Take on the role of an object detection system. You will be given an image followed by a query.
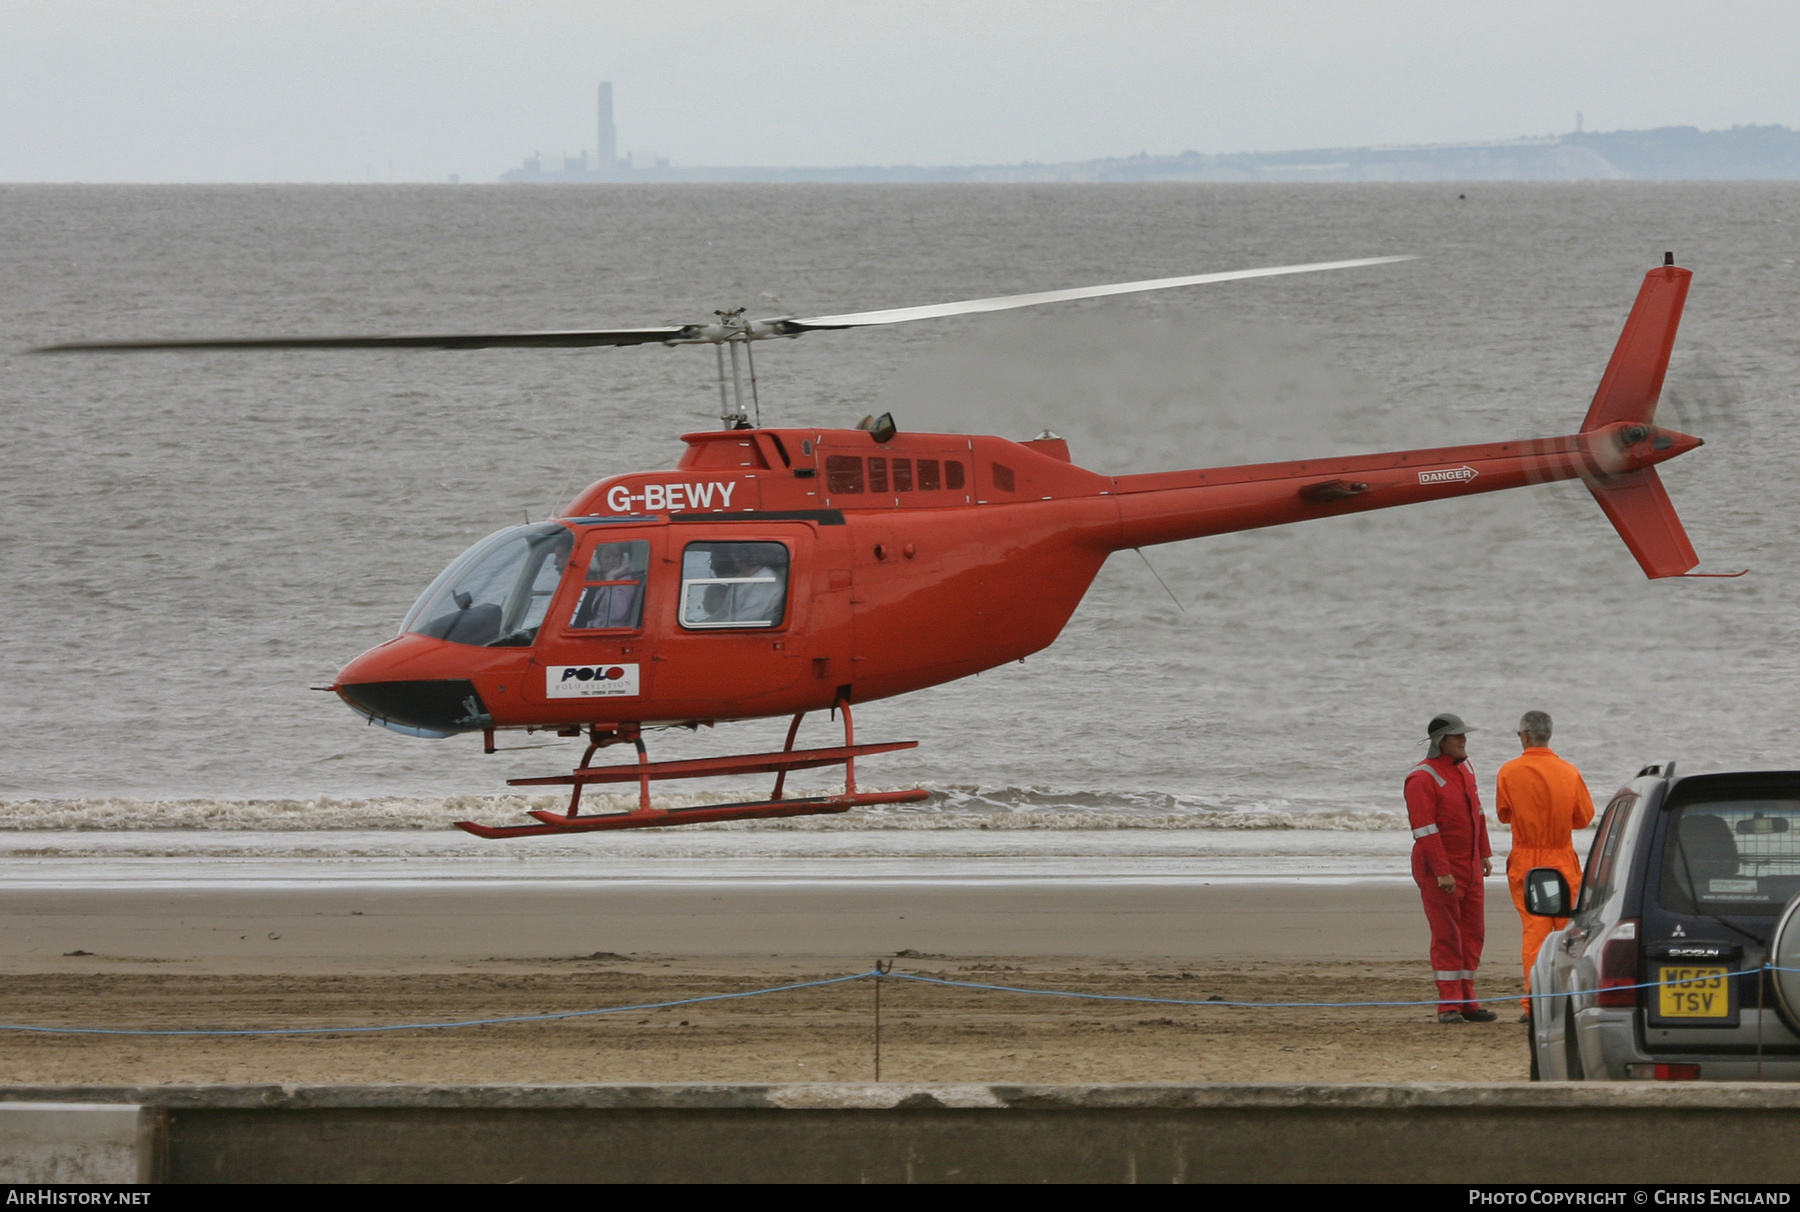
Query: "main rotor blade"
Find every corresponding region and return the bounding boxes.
[30,255,1414,353]
[776,256,1416,331]
[31,326,694,353]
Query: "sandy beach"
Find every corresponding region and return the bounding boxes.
[0,878,1532,1086]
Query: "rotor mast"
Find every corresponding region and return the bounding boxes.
[701,309,768,429]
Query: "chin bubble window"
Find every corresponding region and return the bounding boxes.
[569,539,649,630]
[680,541,789,629]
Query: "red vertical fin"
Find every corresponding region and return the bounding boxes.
[1581,262,1701,578]
[1581,264,1691,432]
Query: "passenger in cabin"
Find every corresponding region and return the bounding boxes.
[710,545,785,625]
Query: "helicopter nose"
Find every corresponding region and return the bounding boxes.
[333,635,501,735]
[335,678,490,734]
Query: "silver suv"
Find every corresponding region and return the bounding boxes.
[1526,763,1800,1081]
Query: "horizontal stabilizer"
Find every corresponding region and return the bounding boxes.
[1586,467,1698,578]
[1582,265,1691,432]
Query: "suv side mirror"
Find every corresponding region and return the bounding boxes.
[1524,867,1572,917]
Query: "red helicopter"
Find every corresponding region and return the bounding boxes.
[39,255,1717,837]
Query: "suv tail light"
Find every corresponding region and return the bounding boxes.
[1597,919,1640,1008]
[1626,1062,1701,1080]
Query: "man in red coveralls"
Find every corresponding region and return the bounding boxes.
[1406,713,1497,1023]
[1496,710,1594,1020]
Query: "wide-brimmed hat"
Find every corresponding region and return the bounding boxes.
[1427,713,1476,742]
[1424,712,1476,757]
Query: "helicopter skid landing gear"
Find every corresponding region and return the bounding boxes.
[453,702,927,838]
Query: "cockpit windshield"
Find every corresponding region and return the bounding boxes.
[402,522,573,647]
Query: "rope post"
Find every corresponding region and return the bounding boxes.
[873,960,892,1081]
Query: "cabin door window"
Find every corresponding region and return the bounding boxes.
[679,541,790,629]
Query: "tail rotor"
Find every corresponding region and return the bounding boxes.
[1569,257,1710,579]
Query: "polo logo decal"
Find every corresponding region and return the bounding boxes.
[547,664,640,698]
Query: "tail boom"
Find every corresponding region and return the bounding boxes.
[1108,262,1706,577]
[1109,421,1697,554]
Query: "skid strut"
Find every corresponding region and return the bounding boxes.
[454,702,928,837]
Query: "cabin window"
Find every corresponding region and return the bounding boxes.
[403,522,573,648]
[918,459,941,491]
[568,539,649,630]
[826,455,864,494]
[868,456,889,493]
[679,541,789,629]
[892,458,914,492]
[990,463,1015,493]
[945,460,965,490]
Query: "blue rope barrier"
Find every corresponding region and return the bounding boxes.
[887,964,1786,1010]
[0,964,1788,1036]
[0,971,881,1038]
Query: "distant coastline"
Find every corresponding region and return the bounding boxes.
[499,123,1800,184]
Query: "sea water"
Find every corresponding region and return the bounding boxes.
[1,182,1795,874]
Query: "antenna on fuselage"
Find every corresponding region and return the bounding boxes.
[1134,548,1186,613]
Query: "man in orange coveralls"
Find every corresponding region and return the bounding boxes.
[1406,713,1496,1023]
[1496,710,1594,1021]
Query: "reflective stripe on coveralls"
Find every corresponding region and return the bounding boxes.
[1496,746,1594,1008]
[1405,755,1492,1014]
[1411,763,1447,787]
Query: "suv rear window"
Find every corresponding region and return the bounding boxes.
[1658,797,1800,914]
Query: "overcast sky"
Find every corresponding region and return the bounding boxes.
[5,0,1799,182]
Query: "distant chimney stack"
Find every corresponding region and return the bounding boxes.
[598,82,618,170]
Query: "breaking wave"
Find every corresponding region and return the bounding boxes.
[0,786,1407,832]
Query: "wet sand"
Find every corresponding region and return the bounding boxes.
[0,880,1532,1085]
[0,880,1510,970]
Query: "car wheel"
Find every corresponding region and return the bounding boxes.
[1528,1001,1541,1082]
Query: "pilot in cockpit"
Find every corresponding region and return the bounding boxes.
[571,540,647,629]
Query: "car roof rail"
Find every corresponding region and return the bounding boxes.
[1635,760,1679,779]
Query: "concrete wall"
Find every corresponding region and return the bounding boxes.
[0,1084,1796,1184]
[0,1103,157,1183]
